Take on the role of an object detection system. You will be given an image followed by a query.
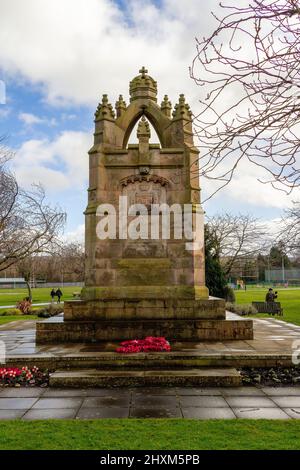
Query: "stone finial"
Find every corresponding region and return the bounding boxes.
[95,94,115,121]
[172,94,192,121]
[129,67,157,102]
[115,94,127,118]
[161,95,172,118]
[137,116,151,139]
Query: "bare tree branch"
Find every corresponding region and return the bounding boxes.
[0,141,66,272]
[191,0,300,200]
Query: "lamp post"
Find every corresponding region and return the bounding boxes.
[282,255,285,283]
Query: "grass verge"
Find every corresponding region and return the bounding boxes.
[0,419,300,450]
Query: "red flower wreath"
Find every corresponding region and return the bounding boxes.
[116,336,171,354]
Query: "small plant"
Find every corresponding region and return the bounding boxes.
[0,308,22,317]
[37,304,63,318]
[223,286,236,303]
[226,302,258,316]
[16,299,32,314]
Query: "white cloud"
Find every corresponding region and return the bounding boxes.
[18,112,57,127]
[62,224,85,243]
[12,131,92,192]
[18,112,44,126]
[0,0,220,107]
[201,152,300,210]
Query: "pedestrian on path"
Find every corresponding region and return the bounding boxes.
[50,289,56,303]
[56,288,63,304]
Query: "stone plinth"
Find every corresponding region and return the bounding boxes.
[36,299,253,343]
[63,297,226,321]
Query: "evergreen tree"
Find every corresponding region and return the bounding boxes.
[204,224,227,298]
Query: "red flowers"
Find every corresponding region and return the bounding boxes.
[116,337,171,354]
[0,366,48,387]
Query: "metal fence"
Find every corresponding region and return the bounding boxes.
[265,268,300,283]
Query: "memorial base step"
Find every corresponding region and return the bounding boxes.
[49,367,242,388]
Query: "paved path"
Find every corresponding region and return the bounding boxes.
[0,302,64,310]
[0,386,300,420]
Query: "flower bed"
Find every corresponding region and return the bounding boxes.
[240,367,300,386]
[0,366,49,387]
[116,337,171,354]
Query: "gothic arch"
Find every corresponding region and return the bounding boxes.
[116,100,171,149]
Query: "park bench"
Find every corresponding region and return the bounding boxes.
[252,301,283,316]
[72,292,81,298]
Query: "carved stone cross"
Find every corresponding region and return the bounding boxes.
[139,66,148,77]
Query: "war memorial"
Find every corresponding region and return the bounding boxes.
[36,67,253,347]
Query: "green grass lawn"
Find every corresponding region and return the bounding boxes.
[0,286,80,307]
[0,419,300,450]
[235,287,300,325]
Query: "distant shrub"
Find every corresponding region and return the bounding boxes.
[223,286,236,303]
[37,304,63,318]
[226,302,258,316]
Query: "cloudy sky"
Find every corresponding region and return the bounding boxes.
[0,0,298,240]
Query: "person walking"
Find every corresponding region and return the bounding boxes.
[50,288,56,303]
[56,288,63,304]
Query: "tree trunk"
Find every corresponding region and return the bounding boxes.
[25,280,32,302]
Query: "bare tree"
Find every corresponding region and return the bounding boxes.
[191,0,300,200]
[279,201,300,252]
[59,242,85,284]
[0,145,66,278]
[207,213,270,276]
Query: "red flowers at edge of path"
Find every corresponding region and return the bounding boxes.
[116,337,171,354]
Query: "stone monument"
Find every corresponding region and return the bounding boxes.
[37,67,253,343]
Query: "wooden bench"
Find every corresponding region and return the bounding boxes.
[252,301,283,316]
[72,292,81,298]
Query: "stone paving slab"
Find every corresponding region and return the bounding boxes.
[283,408,300,419]
[0,398,38,409]
[22,409,77,420]
[77,407,130,419]
[225,396,276,408]
[0,386,300,419]
[179,396,228,407]
[81,396,131,408]
[220,387,266,396]
[0,410,27,420]
[130,408,182,418]
[182,407,236,419]
[262,387,300,396]
[232,408,290,419]
[270,396,300,408]
[31,398,82,409]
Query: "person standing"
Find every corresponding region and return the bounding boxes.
[56,288,63,304]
